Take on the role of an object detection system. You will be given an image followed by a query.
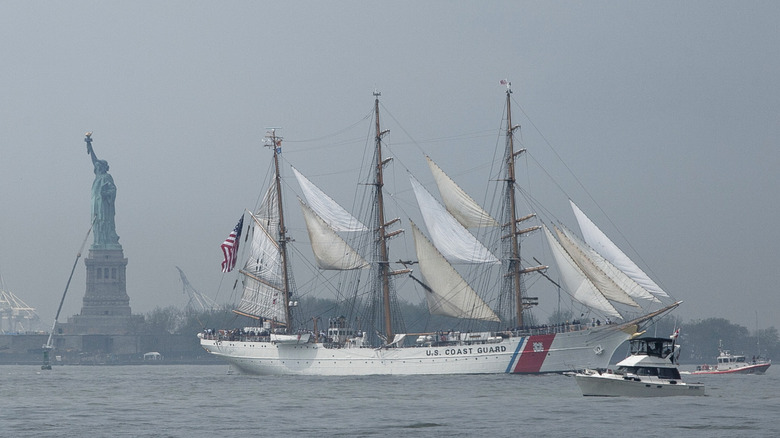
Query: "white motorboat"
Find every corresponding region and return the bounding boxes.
[691,342,771,375]
[574,333,705,396]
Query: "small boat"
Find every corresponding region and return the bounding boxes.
[691,342,771,375]
[573,333,705,396]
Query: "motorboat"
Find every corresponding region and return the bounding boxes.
[691,343,770,375]
[574,333,705,396]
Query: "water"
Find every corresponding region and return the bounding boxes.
[1,364,777,437]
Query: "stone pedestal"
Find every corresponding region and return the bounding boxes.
[82,249,131,317]
[60,248,137,335]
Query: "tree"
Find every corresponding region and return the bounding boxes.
[144,306,182,335]
[755,326,779,359]
[681,318,750,361]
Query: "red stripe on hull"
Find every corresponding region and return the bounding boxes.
[512,334,556,373]
[692,363,771,375]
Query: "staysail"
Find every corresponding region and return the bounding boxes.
[411,221,500,322]
[292,166,367,232]
[542,225,622,319]
[570,201,669,299]
[410,176,499,265]
[426,156,498,228]
[299,199,368,270]
[554,225,640,308]
[557,224,660,304]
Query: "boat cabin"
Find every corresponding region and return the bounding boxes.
[615,337,682,380]
[718,351,746,365]
[628,337,675,359]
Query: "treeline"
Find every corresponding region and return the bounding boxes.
[658,316,777,363]
[143,298,779,363]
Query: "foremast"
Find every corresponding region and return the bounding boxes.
[268,129,294,333]
[501,82,544,328]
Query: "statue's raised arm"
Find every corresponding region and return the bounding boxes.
[85,132,97,164]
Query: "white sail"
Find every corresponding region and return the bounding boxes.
[570,201,670,299]
[426,156,498,228]
[543,225,622,319]
[558,225,660,304]
[411,221,500,322]
[410,176,499,265]
[554,225,640,308]
[299,199,368,270]
[236,211,288,323]
[292,166,367,232]
[255,183,279,238]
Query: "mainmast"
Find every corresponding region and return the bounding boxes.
[502,83,543,327]
[369,92,411,344]
[267,129,294,333]
[373,92,395,343]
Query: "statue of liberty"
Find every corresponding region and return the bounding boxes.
[85,132,121,249]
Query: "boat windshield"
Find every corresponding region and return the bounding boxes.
[629,338,674,358]
[618,366,682,380]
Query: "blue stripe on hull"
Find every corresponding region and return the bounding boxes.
[505,337,527,373]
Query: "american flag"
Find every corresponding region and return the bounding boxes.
[221,215,244,272]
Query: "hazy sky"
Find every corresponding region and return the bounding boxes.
[2,1,779,332]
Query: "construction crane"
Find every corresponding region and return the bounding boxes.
[0,279,41,334]
[176,266,220,313]
[42,223,93,370]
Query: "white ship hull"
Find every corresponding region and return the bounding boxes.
[200,325,631,376]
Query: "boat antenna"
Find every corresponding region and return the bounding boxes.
[42,218,94,370]
[756,310,761,359]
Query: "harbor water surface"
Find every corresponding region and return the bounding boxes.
[2,364,777,437]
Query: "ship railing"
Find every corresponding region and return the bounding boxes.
[509,322,592,337]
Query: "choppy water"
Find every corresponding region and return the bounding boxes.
[1,364,777,437]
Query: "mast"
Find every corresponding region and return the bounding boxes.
[504,83,524,326]
[502,82,542,327]
[267,129,294,333]
[373,91,395,343]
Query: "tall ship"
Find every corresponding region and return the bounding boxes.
[199,84,680,375]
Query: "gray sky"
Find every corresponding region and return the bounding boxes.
[2,1,779,331]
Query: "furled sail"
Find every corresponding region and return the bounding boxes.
[570,201,670,299]
[426,156,498,228]
[410,176,499,265]
[292,166,367,232]
[542,225,622,319]
[236,211,288,323]
[411,221,500,322]
[554,225,640,307]
[299,199,368,270]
